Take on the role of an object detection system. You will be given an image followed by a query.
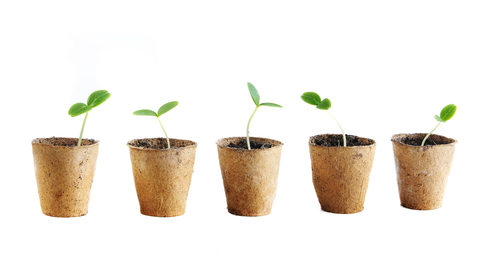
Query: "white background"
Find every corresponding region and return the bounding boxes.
[1,1,498,259]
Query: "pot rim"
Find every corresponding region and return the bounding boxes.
[309,133,376,148]
[391,133,457,147]
[127,137,197,151]
[32,137,99,147]
[216,136,284,151]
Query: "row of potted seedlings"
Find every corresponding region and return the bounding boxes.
[31,86,458,217]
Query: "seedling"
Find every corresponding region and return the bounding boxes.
[246,82,282,150]
[133,101,179,149]
[421,104,457,146]
[301,92,346,147]
[68,90,111,146]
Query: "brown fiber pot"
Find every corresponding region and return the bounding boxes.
[128,138,197,217]
[32,137,99,217]
[392,133,457,210]
[309,134,376,214]
[216,137,283,216]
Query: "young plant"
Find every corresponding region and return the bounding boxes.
[68,90,111,147]
[421,104,457,146]
[133,101,179,149]
[246,82,283,150]
[301,92,346,147]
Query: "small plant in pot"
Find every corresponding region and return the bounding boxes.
[301,92,376,214]
[32,90,110,217]
[216,82,284,217]
[391,104,457,210]
[128,101,197,217]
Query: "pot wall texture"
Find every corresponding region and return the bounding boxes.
[32,137,99,217]
[392,133,457,210]
[309,134,376,214]
[216,137,283,216]
[128,138,197,217]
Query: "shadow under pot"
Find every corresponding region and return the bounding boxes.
[309,134,376,214]
[391,133,457,210]
[128,138,197,217]
[216,137,284,217]
[32,137,99,217]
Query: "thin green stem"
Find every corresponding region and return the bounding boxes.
[246,106,260,150]
[158,116,170,149]
[422,122,441,146]
[326,111,346,147]
[77,112,89,147]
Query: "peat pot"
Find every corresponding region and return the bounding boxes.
[216,137,283,217]
[391,133,457,210]
[32,137,99,217]
[309,134,376,214]
[128,138,197,217]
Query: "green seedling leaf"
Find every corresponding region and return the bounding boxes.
[248,82,260,106]
[316,98,332,110]
[301,92,321,106]
[87,90,111,108]
[133,109,158,117]
[439,104,457,122]
[68,103,92,117]
[260,102,283,108]
[422,104,457,146]
[158,101,179,117]
[434,115,446,123]
[133,101,179,149]
[246,83,282,150]
[69,89,111,146]
[301,92,346,146]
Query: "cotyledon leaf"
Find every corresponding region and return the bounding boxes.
[133,109,158,117]
[247,82,260,106]
[87,90,111,108]
[68,103,92,117]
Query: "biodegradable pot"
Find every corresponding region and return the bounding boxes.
[128,138,197,217]
[309,134,376,214]
[32,137,99,217]
[392,133,457,210]
[216,137,283,216]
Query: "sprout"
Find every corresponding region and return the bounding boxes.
[421,104,457,146]
[246,82,282,150]
[301,92,346,147]
[68,90,111,146]
[133,101,179,149]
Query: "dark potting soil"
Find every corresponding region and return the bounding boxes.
[128,138,193,149]
[226,139,273,149]
[33,137,97,147]
[311,134,374,147]
[396,135,451,146]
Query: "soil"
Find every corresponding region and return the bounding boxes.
[393,133,453,146]
[128,138,194,149]
[226,139,273,149]
[311,134,374,147]
[33,137,97,147]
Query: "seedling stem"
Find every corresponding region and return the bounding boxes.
[78,112,89,146]
[246,106,259,150]
[421,122,441,146]
[326,111,346,147]
[158,117,170,148]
